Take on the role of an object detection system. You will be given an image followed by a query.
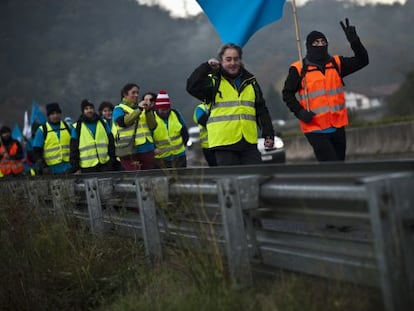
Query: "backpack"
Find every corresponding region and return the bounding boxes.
[42,122,71,140]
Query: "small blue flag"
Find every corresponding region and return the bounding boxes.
[30,100,47,125]
[196,0,286,47]
[12,123,24,143]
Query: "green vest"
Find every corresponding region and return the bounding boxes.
[43,121,71,165]
[207,78,258,148]
[153,111,185,159]
[78,121,110,168]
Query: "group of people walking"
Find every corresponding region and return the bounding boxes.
[0,87,190,177]
[0,18,368,178]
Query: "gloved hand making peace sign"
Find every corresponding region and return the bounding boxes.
[340,18,359,43]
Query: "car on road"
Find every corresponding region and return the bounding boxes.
[257,135,286,163]
[186,126,200,148]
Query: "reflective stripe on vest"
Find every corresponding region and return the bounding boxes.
[292,55,348,133]
[153,112,185,159]
[78,121,110,168]
[114,104,153,148]
[43,122,71,165]
[207,77,258,148]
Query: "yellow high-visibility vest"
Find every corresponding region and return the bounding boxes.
[77,121,110,168]
[42,122,71,166]
[114,104,153,149]
[153,111,185,159]
[207,78,258,148]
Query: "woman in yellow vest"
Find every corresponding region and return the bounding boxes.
[113,83,157,171]
[152,90,189,169]
[70,99,116,173]
[187,43,274,166]
[282,19,369,162]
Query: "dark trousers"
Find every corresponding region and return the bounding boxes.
[155,154,187,169]
[305,127,346,162]
[215,148,261,166]
[120,151,156,171]
[202,148,217,166]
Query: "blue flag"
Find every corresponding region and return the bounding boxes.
[12,123,24,143]
[196,0,286,47]
[30,100,47,125]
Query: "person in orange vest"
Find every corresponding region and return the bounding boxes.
[282,18,369,162]
[0,126,25,177]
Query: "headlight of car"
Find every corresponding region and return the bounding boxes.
[274,137,284,149]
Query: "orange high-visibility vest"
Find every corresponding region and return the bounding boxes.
[292,55,348,133]
[0,141,24,175]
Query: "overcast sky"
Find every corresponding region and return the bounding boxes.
[136,0,406,18]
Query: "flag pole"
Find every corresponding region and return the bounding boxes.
[291,0,309,111]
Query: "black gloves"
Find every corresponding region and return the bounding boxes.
[296,109,315,124]
[340,18,359,43]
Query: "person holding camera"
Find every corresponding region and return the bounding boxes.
[113,83,157,170]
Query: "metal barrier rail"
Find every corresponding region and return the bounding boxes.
[0,160,413,311]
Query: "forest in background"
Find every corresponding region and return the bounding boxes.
[0,0,413,126]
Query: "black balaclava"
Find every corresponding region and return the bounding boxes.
[305,31,330,65]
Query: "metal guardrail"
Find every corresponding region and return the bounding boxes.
[1,160,413,311]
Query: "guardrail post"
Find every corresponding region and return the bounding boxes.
[364,172,414,311]
[98,178,114,211]
[135,177,165,264]
[50,179,67,213]
[25,180,41,209]
[236,176,261,259]
[84,178,104,236]
[217,177,252,287]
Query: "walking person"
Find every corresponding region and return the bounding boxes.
[0,126,25,177]
[193,102,217,166]
[186,43,275,166]
[152,90,189,169]
[70,99,116,173]
[282,18,369,162]
[113,83,157,171]
[32,103,72,175]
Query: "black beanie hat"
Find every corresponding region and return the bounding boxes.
[0,126,12,135]
[306,31,328,49]
[46,102,62,116]
[81,99,95,112]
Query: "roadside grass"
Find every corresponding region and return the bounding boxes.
[0,193,384,311]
